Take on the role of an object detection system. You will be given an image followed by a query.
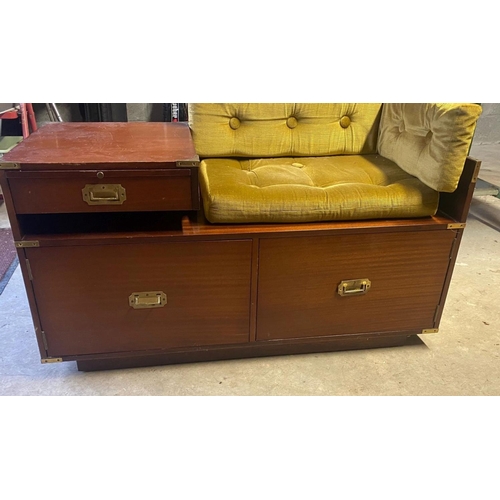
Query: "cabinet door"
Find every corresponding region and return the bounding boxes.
[257,231,455,340]
[27,240,252,356]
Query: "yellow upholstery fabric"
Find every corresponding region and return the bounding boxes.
[378,103,482,192]
[189,104,382,158]
[199,155,439,223]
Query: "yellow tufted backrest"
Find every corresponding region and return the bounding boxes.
[188,103,383,158]
[377,103,482,192]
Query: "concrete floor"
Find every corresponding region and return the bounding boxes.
[0,203,10,229]
[1,192,499,395]
[470,143,500,188]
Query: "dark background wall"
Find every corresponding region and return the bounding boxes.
[2,103,499,143]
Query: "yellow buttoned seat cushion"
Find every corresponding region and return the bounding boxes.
[199,155,439,223]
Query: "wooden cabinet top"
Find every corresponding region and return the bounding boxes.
[1,122,198,170]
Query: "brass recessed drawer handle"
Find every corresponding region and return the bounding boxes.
[129,291,167,309]
[82,184,126,205]
[337,279,371,296]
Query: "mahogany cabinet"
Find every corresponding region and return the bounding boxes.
[0,122,480,371]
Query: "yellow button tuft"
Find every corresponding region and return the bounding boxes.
[287,116,298,129]
[340,116,351,128]
[229,117,241,130]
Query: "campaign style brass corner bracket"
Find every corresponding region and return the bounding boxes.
[176,157,200,167]
[15,240,40,248]
[0,162,20,170]
[421,328,439,334]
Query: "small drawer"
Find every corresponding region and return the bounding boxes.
[7,169,198,214]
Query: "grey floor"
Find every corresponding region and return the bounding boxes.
[1,147,500,395]
[471,143,500,188]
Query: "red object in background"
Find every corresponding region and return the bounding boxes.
[0,103,37,138]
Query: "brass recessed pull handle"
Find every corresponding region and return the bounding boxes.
[91,189,119,201]
[337,279,371,297]
[82,184,126,205]
[129,291,167,309]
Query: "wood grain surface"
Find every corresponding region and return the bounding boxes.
[8,170,195,214]
[439,156,481,223]
[75,334,421,371]
[257,230,455,340]
[2,122,198,168]
[182,211,454,237]
[27,240,252,356]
